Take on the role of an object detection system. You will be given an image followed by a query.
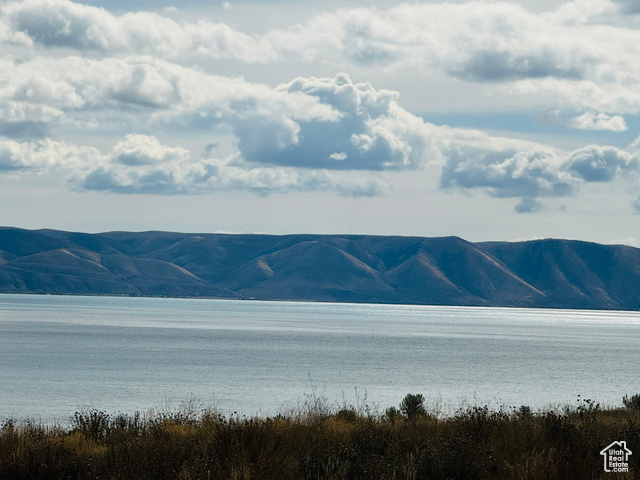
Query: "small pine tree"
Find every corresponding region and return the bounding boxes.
[399,393,426,420]
[622,393,640,410]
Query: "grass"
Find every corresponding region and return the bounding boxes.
[1,395,639,479]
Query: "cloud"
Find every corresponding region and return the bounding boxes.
[141,71,431,173]
[2,9,640,211]
[1,0,277,62]
[7,121,635,209]
[515,197,543,213]
[0,120,50,138]
[628,133,640,151]
[111,134,189,166]
[77,160,390,196]
[438,132,639,211]
[69,134,390,197]
[0,138,101,172]
[440,142,574,200]
[77,133,199,194]
[447,49,585,83]
[0,1,606,80]
[0,58,430,172]
[0,56,171,111]
[568,112,627,131]
[0,56,174,136]
[62,126,639,207]
[0,55,87,135]
[0,56,341,138]
[0,57,427,192]
[231,73,430,171]
[5,0,640,116]
[546,0,615,25]
[0,133,389,197]
[191,157,390,198]
[565,145,637,182]
[264,2,596,84]
[275,2,605,84]
[269,3,640,116]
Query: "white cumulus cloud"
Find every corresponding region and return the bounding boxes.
[438,131,639,211]
[565,145,637,182]
[569,112,627,131]
[234,73,430,171]
[0,138,101,172]
[1,0,277,62]
[69,134,390,197]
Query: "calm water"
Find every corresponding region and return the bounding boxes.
[1,294,639,423]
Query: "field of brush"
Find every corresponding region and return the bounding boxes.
[1,394,639,479]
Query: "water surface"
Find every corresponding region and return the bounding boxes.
[1,294,639,422]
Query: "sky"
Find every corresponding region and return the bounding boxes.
[1,0,640,245]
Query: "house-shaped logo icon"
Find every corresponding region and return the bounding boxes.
[600,441,632,473]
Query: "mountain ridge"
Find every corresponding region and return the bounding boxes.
[1,227,639,311]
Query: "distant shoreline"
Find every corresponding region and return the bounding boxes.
[2,290,639,313]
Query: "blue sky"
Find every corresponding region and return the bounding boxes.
[0,0,639,245]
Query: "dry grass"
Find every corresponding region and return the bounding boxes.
[1,396,639,479]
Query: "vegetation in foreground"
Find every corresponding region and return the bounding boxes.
[1,394,640,480]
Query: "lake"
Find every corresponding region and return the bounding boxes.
[1,294,639,423]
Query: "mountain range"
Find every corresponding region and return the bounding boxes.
[1,227,639,310]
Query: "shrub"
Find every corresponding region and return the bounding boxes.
[72,410,110,441]
[575,397,600,426]
[383,406,402,424]
[399,393,426,420]
[622,393,640,410]
[335,408,358,423]
[517,405,533,420]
